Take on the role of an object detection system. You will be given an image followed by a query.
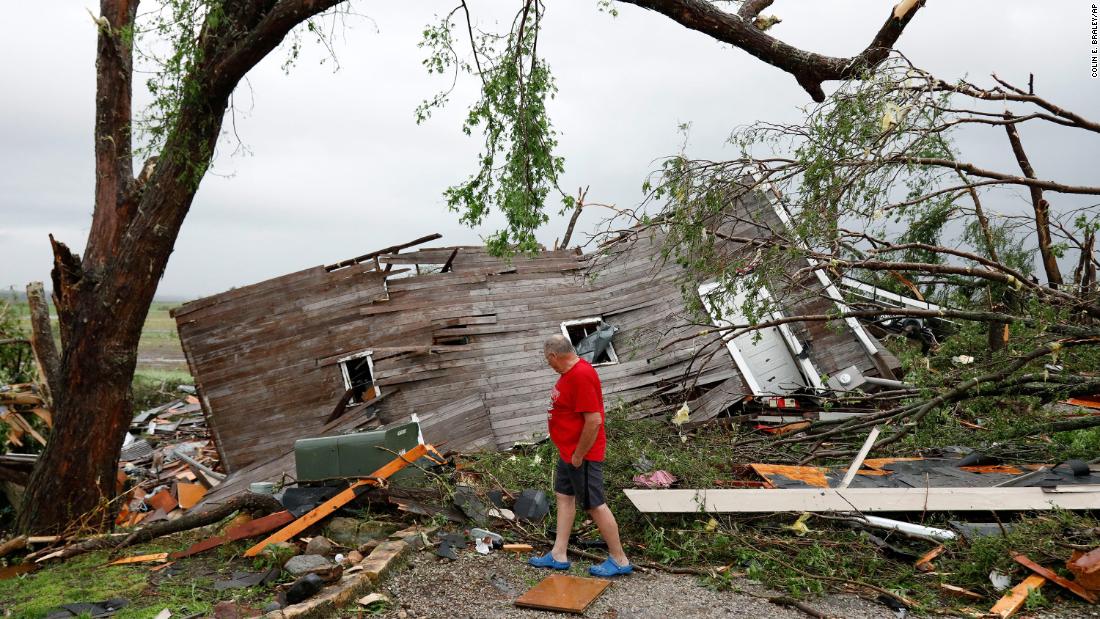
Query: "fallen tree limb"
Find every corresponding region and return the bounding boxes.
[0,535,28,559]
[1001,415,1100,439]
[748,592,832,619]
[31,492,283,564]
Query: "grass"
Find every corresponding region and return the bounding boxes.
[0,535,283,618]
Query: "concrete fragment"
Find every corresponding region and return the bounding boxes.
[323,517,397,548]
[360,540,409,581]
[304,536,334,556]
[283,554,333,576]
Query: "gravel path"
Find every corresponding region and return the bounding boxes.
[376,549,897,619]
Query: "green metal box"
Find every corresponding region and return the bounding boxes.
[294,421,422,483]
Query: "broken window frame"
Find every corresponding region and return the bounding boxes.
[756,182,880,356]
[560,317,619,366]
[337,350,381,405]
[698,281,825,396]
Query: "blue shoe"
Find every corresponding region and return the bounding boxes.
[528,552,571,570]
[589,557,633,577]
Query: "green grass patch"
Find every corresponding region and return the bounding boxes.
[0,533,283,618]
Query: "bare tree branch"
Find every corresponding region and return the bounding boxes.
[617,0,924,101]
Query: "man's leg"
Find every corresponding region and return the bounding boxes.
[550,492,575,562]
[587,504,628,566]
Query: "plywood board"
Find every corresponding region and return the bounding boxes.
[175,482,207,510]
[514,574,612,614]
[623,486,1100,513]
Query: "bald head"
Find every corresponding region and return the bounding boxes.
[544,334,576,356]
[544,334,579,374]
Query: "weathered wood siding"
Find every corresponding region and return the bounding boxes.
[176,192,897,477]
[175,239,737,471]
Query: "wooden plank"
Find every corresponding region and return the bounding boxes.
[243,444,428,557]
[622,487,1100,513]
[838,426,880,489]
[989,574,1046,618]
[168,510,295,560]
[108,552,169,565]
[1012,553,1097,603]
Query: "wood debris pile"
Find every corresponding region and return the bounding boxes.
[115,389,223,527]
[0,384,51,449]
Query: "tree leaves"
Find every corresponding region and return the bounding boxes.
[418,2,565,255]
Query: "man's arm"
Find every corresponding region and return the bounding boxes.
[570,412,602,467]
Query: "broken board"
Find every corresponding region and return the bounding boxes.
[169,510,295,560]
[623,486,1100,513]
[514,574,612,614]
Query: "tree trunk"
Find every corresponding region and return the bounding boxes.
[17,0,344,535]
[25,282,60,407]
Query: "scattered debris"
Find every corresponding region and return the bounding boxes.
[357,592,391,609]
[913,545,944,573]
[632,470,678,488]
[1068,546,1100,591]
[513,489,550,522]
[43,598,127,619]
[989,570,1013,592]
[285,573,326,604]
[1012,552,1097,603]
[939,583,983,601]
[213,568,280,591]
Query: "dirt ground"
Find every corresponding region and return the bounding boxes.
[376,550,899,619]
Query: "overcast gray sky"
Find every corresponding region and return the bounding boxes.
[2,1,1097,298]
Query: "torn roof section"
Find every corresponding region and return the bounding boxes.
[172,190,900,490]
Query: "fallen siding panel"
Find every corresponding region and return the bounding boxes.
[623,487,1100,513]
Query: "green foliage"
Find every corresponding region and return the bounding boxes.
[135,0,221,179]
[418,2,566,255]
[0,293,34,384]
[132,370,194,414]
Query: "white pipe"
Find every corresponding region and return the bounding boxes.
[857,515,956,542]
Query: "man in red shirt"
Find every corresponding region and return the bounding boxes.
[528,334,632,577]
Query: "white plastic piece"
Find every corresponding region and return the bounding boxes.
[858,515,956,542]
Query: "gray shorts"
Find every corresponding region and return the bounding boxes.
[554,458,606,509]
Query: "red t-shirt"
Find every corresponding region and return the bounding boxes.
[548,359,606,462]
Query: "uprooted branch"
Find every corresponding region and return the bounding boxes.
[28,492,283,564]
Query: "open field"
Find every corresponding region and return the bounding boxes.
[5,295,191,377]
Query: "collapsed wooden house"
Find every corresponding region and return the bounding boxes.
[173,190,902,499]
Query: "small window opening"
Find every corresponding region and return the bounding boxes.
[433,334,470,346]
[340,352,379,405]
[561,318,619,365]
